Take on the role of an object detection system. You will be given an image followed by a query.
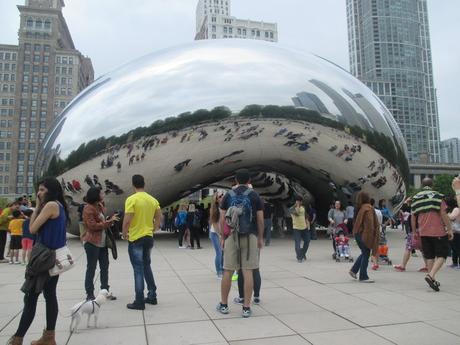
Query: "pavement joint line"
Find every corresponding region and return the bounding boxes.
[154,245,230,343]
[420,321,460,339]
[0,310,21,334]
[142,310,149,345]
[276,283,387,334]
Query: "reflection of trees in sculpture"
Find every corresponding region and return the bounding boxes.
[44,104,409,184]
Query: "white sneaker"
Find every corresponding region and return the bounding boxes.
[178,246,186,249]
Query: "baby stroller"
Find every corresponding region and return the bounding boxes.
[332,230,353,262]
[377,228,392,265]
[331,224,352,261]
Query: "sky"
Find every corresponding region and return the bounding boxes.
[0,0,459,139]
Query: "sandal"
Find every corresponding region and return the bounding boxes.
[424,274,440,292]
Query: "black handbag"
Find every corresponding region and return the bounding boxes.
[106,228,118,260]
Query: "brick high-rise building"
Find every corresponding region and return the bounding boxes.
[0,0,93,196]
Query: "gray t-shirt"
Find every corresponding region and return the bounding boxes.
[328,209,345,225]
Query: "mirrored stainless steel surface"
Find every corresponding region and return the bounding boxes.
[35,40,408,234]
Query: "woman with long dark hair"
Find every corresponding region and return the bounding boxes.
[8,177,69,345]
[209,193,223,278]
[349,191,380,283]
[82,187,119,301]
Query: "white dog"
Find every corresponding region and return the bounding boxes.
[69,289,109,332]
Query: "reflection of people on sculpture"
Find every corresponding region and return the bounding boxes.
[72,179,82,192]
[93,175,102,189]
[85,174,95,188]
[104,180,124,195]
[174,159,191,172]
[117,161,122,172]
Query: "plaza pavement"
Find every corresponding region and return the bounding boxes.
[1,228,460,345]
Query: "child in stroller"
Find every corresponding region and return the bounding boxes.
[333,230,353,262]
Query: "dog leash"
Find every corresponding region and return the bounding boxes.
[59,300,101,318]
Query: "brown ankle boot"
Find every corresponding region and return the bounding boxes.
[30,330,56,345]
[6,336,23,345]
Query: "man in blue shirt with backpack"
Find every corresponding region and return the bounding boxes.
[217,169,264,318]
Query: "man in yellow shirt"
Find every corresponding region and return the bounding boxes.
[122,174,161,310]
[290,196,311,263]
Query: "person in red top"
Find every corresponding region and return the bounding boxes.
[72,179,82,192]
[335,231,350,258]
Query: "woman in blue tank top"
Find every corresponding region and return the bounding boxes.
[8,177,69,345]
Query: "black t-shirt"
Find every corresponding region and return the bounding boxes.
[220,186,263,235]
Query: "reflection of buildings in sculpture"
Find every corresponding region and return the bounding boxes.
[292,92,329,114]
[309,79,371,131]
[341,89,391,137]
[195,0,278,42]
[292,92,338,122]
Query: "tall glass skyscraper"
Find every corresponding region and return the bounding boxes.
[346,0,440,163]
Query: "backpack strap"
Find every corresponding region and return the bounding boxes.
[242,189,252,197]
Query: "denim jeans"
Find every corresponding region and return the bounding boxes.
[310,223,317,240]
[84,242,109,295]
[177,224,186,247]
[128,236,157,304]
[351,234,370,280]
[209,231,223,275]
[293,229,311,260]
[337,244,350,257]
[264,218,272,245]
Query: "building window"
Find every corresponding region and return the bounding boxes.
[44,20,51,30]
[35,20,42,29]
[27,19,33,27]
[42,66,48,73]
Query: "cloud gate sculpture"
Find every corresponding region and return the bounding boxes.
[35,40,408,234]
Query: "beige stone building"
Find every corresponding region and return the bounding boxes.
[0,0,93,197]
[195,0,278,42]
